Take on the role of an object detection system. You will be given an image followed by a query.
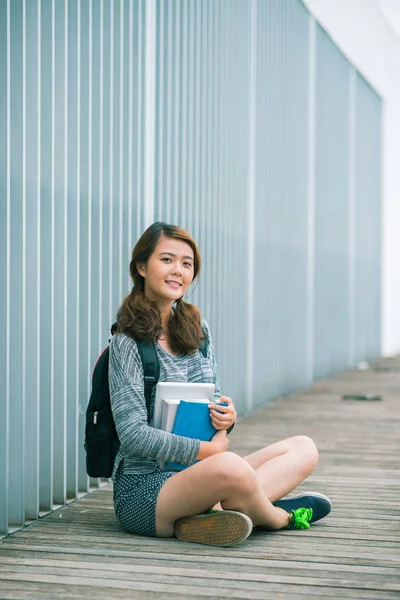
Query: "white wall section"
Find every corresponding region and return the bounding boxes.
[303,0,400,356]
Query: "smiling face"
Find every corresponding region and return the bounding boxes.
[137,236,195,307]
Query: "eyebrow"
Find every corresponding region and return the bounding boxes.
[158,252,194,261]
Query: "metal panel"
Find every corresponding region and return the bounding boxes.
[0,0,9,535]
[66,0,79,500]
[9,0,25,528]
[52,0,67,506]
[313,25,350,380]
[354,74,382,363]
[77,0,91,494]
[24,0,40,519]
[1,0,383,535]
[252,0,310,408]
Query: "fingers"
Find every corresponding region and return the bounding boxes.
[207,396,234,415]
[210,414,229,430]
[208,397,236,431]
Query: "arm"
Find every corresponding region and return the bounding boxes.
[109,333,201,466]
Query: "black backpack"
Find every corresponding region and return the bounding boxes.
[84,324,207,478]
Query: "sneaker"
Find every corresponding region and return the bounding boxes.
[287,507,313,530]
[174,510,253,547]
[273,492,331,523]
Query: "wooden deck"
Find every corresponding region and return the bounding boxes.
[1,358,400,599]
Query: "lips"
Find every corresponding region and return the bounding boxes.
[166,280,182,288]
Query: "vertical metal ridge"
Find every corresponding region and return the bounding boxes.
[3,0,11,534]
[156,0,164,220]
[307,14,316,385]
[165,0,172,222]
[34,0,42,517]
[21,0,27,525]
[118,0,124,301]
[73,0,81,495]
[198,0,207,313]
[246,0,257,412]
[180,0,188,228]
[50,0,56,507]
[193,0,200,246]
[127,0,133,279]
[62,0,69,502]
[186,0,194,234]
[77,0,87,493]
[173,0,181,225]
[108,0,114,338]
[136,0,143,237]
[144,0,156,227]
[38,0,53,513]
[98,0,104,346]
[348,67,356,368]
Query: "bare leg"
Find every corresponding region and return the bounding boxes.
[243,435,319,502]
[155,451,290,537]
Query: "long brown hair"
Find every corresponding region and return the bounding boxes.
[116,222,205,355]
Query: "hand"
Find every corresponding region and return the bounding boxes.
[208,396,237,431]
[210,429,229,453]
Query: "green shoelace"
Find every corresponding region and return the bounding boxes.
[289,507,313,529]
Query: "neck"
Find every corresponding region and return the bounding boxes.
[157,301,174,329]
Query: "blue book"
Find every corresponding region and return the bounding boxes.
[166,401,226,471]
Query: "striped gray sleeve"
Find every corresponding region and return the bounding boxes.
[201,317,222,401]
[109,333,200,466]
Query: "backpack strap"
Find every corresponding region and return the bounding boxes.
[112,322,206,424]
[110,323,159,423]
[136,338,160,423]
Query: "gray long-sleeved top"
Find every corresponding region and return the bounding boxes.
[109,316,221,476]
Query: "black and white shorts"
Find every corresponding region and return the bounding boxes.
[113,461,176,537]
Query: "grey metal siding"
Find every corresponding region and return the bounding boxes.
[313,25,350,380]
[253,0,310,405]
[354,74,382,364]
[0,0,383,535]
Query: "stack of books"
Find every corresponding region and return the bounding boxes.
[159,398,226,471]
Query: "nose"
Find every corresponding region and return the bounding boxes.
[171,261,183,276]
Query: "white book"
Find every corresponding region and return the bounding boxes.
[158,397,210,470]
[160,399,181,433]
[160,398,210,433]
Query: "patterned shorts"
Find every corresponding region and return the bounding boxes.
[113,461,176,537]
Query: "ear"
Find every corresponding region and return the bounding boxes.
[137,263,146,277]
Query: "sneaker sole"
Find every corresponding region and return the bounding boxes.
[175,510,253,547]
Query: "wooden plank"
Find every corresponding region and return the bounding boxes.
[0,556,399,581]
[0,570,399,594]
[1,580,399,600]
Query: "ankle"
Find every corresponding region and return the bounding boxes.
[275,506,291,529]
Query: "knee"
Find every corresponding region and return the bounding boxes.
[292,435,319,475]
[212,452,257,495]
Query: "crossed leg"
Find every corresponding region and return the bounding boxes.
[155,436,318,537]
[244,435,319,501]
[211,435,319,510]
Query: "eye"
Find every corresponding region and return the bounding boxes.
[161,257,172,263]
[184,262,193,268]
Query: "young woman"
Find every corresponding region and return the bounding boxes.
[109,222,331,547]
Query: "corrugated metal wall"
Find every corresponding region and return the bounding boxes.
[0,0,382,535]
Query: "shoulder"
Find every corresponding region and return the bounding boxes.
[109,332,141,366]
[200,315,211,336]
[199,315,215,356]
